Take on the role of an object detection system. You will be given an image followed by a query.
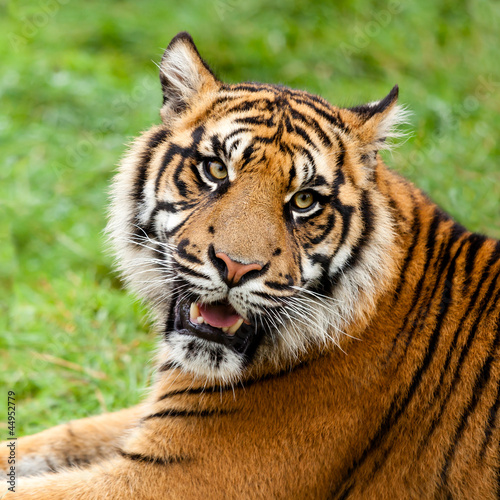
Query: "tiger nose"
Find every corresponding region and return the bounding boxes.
[215,252,263,286]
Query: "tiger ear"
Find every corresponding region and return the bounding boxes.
[159,32,219,116]
[343,85,408,156]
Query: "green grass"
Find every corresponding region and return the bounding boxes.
[1,0,499,436]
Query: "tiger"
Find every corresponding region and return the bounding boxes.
[1,31,499,499]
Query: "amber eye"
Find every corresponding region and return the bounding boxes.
[292,191,316,211]
[205,160,228,182]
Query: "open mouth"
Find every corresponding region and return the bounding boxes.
[173,298,260,356]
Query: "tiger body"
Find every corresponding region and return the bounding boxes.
[2,32,499,499]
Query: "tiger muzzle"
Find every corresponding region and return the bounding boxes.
[174,298,261,357]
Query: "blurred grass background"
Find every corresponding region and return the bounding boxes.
[1,0,499,435]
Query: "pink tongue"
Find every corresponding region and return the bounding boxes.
[198,303,241,328]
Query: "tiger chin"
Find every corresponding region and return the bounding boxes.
[2,32,499,499]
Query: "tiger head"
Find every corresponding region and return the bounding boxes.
[108,32,407,383]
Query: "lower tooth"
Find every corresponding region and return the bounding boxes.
[222,327,229,333]
[196,316,204,324]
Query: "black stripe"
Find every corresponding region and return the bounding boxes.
[156,145,183,195]
[392,194,420,301]
[292,123,319,151]
[132,128,170,204]
[480,296,500,464]
[332,223,464,497]
[313,175,328,188]
[173,156,190,198]
[443,282,500,469]
[299,147,317,177]
[440,306,500,483]
[440,267,500,402]
[156,362,311,402]
[334,202,354,249]
[411,238,472,459]
[234,115,275,127]
[229,139,241,153]
[306,211,335,245]
[143,408,232,421]
[373,234,467,477]
[119,450,185,466]
[286,159,297,192]
[146,200,200,240]
[289,107,333,148]
[388,210,444,357]
[329,145,350,247]
[210,134,223,158]
[251,291,288,304]
[479,374,500,459]
[231,110,276,128]
[158,360,181,372]
[290,97,349,133]
[463,233,487,291]
[189,161,207,190]
[240,142,256,168]
[155,125,205,196]
[242,134,280,147]
[399,224,466,361]
[418,260,500,455]
[329,190,374,287]
[174,261,211,280]
[225,83,276,93]
[154,200,197,214]
[177,238,202,265]
[162,214,190,238]
[334,135,346,170]
[264,281,293,291]
[313,190,371,306]
[385,189,407,226]
[432,268,500,485]
[347,190,374,268]
[221,99,277,117]
[218,82,349,133]
[157,385,234,402]
[221,127,249,156]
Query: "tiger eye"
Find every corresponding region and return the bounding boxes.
[292,191,315,210]
[207,160,228,181]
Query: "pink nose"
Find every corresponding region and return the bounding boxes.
[215,252,263,285]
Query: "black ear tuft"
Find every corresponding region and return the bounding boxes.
[348,85,399,122]
[167,31,195,46]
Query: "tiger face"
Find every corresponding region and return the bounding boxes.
[108,33,406,382]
